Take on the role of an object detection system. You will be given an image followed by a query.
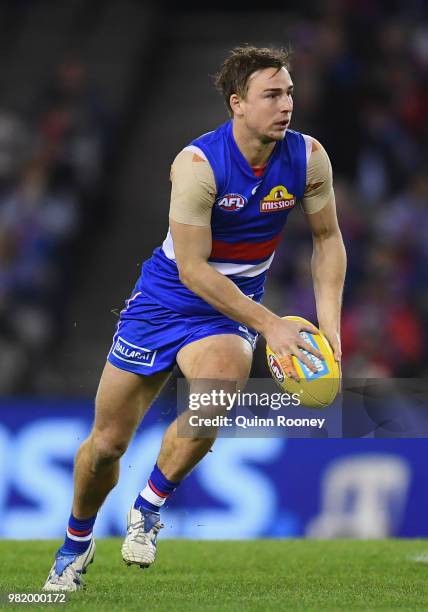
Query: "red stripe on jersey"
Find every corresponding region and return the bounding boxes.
[68,526,92,537]
[148,480,169,498]
[210,233,281,262]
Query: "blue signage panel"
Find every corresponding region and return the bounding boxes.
[0,399,427,539]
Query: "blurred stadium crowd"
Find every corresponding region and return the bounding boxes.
[263,0,428,378]
[0,0,427,393]
[0,54,113,392]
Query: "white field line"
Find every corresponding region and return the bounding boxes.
[407,553,428,563]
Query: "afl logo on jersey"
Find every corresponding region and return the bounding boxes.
[216,193,247,212]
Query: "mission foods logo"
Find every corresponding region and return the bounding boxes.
[260,185,296,212]
[217,193,247,212]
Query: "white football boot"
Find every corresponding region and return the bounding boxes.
[121,506,164,568]
[43,539,95,591]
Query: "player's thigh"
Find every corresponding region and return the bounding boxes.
[93,361,170,443]
[177,334,252,436]
[177,333,253,387]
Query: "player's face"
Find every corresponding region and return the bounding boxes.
[234,67,294,143]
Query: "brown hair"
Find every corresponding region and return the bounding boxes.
[214,45,291,116]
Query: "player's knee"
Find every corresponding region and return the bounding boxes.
[90,431,129,467]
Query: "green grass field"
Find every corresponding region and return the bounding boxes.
[2,539,428,611]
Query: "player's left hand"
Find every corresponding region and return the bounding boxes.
[322,329,341,363]
[321,327,342,392]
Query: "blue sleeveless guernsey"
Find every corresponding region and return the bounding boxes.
[107,120,307,375]
[139,121,306,314]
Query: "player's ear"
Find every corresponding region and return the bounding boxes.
[230,93,243,117]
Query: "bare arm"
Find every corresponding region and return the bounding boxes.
[168,149,273,331]
[171,220,276,333]
[171,219,322,377]
[304,187,347,361]
[302,137,347,362]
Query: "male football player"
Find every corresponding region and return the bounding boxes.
[43,46,346,590]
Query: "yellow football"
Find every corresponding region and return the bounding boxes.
[266,315,340,408]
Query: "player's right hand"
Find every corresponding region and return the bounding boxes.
[263,317,324,382]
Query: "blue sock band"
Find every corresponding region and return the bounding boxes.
[60,513,96,555]
[150,463,179,495]
[134,464,180,513]
[68,514,97,533]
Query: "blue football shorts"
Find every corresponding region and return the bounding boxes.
[107,288,259,376]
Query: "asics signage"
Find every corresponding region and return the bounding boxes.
[0,400,422,539]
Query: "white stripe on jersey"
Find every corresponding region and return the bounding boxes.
[162,228,175,259]
[303,134,313,164]
[162,229,275,278]
[208,254,274,277]
[182,145,208,159]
